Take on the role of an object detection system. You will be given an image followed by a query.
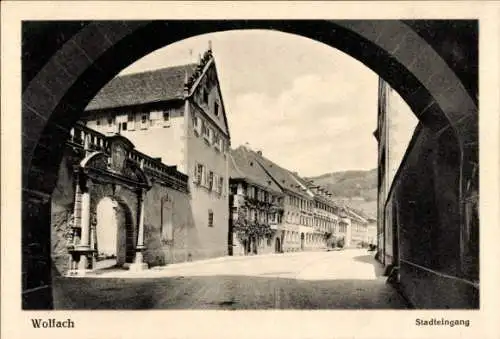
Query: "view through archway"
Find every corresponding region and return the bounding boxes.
[21,20,478,310]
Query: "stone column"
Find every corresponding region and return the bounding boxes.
[130,188,148,271]
[76,179,92,273]
[67,170,82,276]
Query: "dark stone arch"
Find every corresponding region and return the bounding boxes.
[22,20,478,309]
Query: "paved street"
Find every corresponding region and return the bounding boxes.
[53,249,410,309]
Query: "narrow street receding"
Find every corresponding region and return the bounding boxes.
[53,249,409,309]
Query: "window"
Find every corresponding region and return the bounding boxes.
[208,210,214,227]
[214,133,220,150]
[193,116,202,135]
[107,116,116,133]
[208,171,214,190]
[214,101,220,116]
[251,209,257,222]
[127,114,135,130]
[208,128,214,144]
[140,114,149,129]
[202,123,210,140]
[203,88,209,105]
[194,163,204,184]
[163,111,171,127]
[121,122,127,131]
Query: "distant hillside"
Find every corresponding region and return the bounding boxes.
[307,168,378,218]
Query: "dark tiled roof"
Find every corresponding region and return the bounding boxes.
[244,149,311,198]
[229,147,282,194]
[85,64,197,111]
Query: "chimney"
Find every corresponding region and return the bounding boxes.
[257,150,262,156]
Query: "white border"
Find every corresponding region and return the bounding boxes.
[2,2,499,339]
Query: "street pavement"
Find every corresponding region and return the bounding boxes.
[53,249,410,309]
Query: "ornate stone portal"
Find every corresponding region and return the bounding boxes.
[67,134,151,276]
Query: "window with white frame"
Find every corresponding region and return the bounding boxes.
[127,113,135,130]
[116,114,128,132]
[208,171,214,190]
[208,128,214,144]
[106,116,117,133]
[202,122,210,140]
[214,133,220,150]
[193,115,202,135]
[140,113,149,129]
[213,174,219,193]
[251,209,257,222]
[194,163,204,184]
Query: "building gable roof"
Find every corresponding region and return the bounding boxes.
[229,147,282,194]
[244,149,311,198]
[85,64,197,111]
[189,59,231,138]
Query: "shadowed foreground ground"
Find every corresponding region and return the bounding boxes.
[53,250,409,309]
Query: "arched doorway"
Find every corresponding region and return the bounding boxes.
[300,233,305,251]
[275,237,281,253]
[94,197,135,269]
[95,198,119,269]
[21,20,478,309]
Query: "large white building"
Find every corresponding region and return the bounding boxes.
[82,46,232,262]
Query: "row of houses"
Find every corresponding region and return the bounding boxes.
[228,145,376,256]
[50,46,375,276]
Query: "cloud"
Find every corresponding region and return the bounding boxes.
[227,71,379,176]
[121,29,387,176]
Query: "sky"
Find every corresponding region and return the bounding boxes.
[120,30,384,177]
